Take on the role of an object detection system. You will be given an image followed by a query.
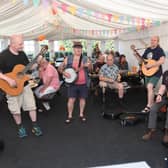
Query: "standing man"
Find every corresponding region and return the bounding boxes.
[134,36,165,113]
[59,41,92,123]
[0,35,42,138]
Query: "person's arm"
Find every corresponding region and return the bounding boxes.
[83,58,93,71]
[39,76,53,93]
[58,57,67,74]
[58,57,71,78]
[156,84,166,103]
[99,67,114,83]
[39,66,54,92]
[145,56,165,69]
[0,72,16,87]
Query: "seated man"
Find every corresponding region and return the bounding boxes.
[34,57,60,111]
[142,70,168,145]
[99,53,124,103]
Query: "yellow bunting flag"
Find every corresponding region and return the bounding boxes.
[68,6,76,15]
[113,15,119,22]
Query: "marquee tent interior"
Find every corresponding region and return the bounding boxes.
[1,0,168,69]
[1,1,168,168]
[1,0,168,40]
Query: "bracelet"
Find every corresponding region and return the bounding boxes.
[157,94,162,97]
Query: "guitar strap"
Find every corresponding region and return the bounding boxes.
[78,54,83,69]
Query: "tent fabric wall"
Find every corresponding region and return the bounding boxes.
[0,0,168,40]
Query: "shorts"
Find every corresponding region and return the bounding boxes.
[99,81,119,90]
[145,76,160,87]
[6,85,36,115]
[67,84,88,98]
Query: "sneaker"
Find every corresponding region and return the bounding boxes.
[42,102,51,111]
[18,127,27,138]
[141,106,150,113]
[32,126,43,136]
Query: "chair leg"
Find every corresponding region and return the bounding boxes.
[101,87,106,115]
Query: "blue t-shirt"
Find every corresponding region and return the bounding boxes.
[142,45,165,77]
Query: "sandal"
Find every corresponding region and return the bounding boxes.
[79,116,86,122]
[65,117,73,124]
[141,106,151,113]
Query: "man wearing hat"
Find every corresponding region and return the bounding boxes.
[59,41,92,123]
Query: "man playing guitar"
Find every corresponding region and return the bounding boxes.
[133,36,165,113]
[0,35,42,138]
[59,41,92,123]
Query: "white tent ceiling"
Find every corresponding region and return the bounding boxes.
[0,0,168,40]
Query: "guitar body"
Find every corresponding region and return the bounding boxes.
[130,45,159,77]
[0,64,30,96]
[141,59,159,76]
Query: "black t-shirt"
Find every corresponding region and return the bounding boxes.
[162,71,168,89]
[142,45,165,77]
[0,48,29,73]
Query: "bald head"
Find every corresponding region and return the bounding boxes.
[9,34,24,53]
[151,36,160,48]
[106,54,114,66]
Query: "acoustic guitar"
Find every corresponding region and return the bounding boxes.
[130,44,159,76]
[0,46,48,96]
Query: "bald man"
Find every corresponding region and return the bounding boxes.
[0,35,42,138]
[134,36,165,113]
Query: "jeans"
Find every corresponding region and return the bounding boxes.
[148,96,168,129]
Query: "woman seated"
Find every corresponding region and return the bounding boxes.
[34,57,60,111]
[118,54,129,73]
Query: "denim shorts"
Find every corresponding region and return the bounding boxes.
[145,76,160,87]
[67,84,88,98]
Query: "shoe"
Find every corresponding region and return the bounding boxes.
[79,116,86,122]
[141,106,150,113]
[162,129,168,144]
[65,117,73,124]
[142,129,155,141]
[32,126,43,136]
[18,127,27,138]
[42,102,51,111]
[38,109,43,112]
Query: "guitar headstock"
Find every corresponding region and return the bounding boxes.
[130,44,136,50]
[40,45,48,56]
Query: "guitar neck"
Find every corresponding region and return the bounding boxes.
[133,49,145,64]
[22,54,40,74]
[22,45,48,74]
